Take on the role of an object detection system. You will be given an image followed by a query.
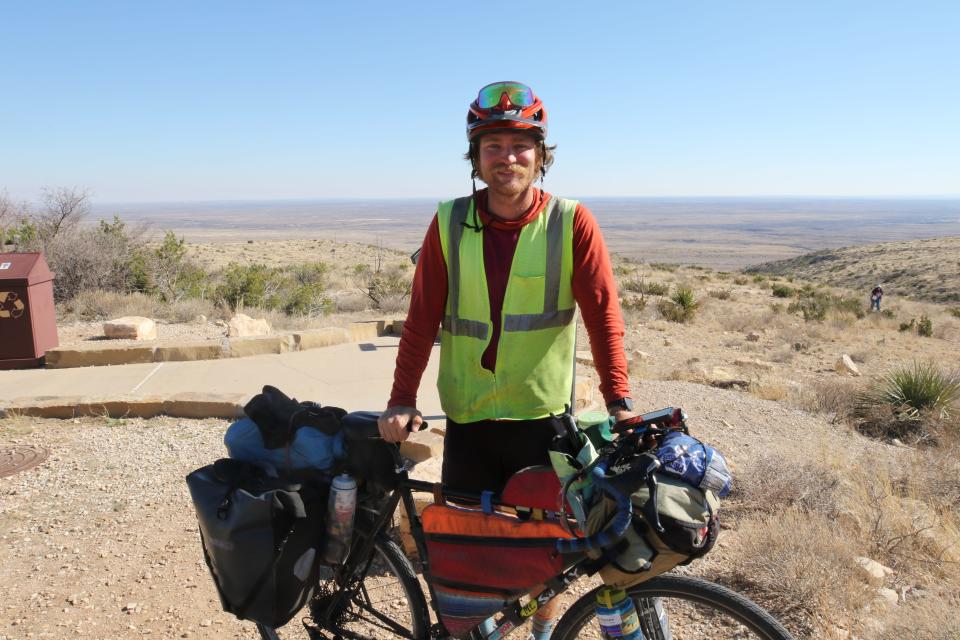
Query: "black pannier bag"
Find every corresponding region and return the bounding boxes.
[186,458,328,628]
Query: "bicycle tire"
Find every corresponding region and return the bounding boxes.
[552,574,795,640]
[256,534,430,640]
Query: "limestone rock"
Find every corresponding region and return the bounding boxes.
[855,556,893,587]
[103,316,157,341]
[836,354,861,377]
[227,313,271,337]
[876,587,899,607]
[633,350,651,360]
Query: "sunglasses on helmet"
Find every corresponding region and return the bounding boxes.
[475,81,536,110]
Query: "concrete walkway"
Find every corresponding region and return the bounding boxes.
[0,335,447,422]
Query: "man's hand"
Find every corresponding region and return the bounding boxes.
[378,406,423,443]
[611,409,635,425]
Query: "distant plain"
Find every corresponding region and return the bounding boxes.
[95,197,960,270]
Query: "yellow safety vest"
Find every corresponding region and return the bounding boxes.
[436,195,577,423]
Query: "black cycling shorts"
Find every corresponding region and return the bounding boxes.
[440,416,559,495]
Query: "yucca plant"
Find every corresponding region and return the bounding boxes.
[658,286,699,323]
[859,362,960,420]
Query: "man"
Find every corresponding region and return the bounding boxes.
[378,81,633,639]
[871,284,883,312]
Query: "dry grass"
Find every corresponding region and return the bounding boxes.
[789,378,861,418]
[748,380,789,401]
[868,590,960,639]
[722,510,873,636]
[59,289,222,323]
[728,454,842,518]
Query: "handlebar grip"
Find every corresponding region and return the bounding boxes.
[555,461,633,555]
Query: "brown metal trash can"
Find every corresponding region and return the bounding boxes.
[0,252,59,369]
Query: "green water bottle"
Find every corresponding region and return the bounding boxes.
[595,586,643,639]
[577,411,615,451]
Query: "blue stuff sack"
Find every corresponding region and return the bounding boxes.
[225,417,345,473]
[655,431,733,498]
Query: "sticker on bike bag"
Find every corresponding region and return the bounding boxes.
[520,600,539,617]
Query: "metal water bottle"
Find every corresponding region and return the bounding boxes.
[322,473,357,564]
[595,586,643,639]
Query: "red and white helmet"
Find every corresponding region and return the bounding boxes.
[467,81,547,140]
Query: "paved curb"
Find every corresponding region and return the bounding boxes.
[43,319,401,369]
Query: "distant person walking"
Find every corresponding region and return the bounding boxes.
[870,284,883,311]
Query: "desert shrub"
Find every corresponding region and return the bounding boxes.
[900,319,916,332]
[621,296,646,311]
[657,286,698,323]
[854,362,960,443]
[871,597,960,640]
[733,275,748,285]
[620,278,643,294]
[842,463,960,579]
[730,455,841,518]
[146,231,210,302]
[214,262,332,316]
[787,296,828,322]
[950,308,960,319]
[834,295,867,319]
[354,262,412,310]
[791,378,860,419]
[861,361,960,419]
[708,288,732,300]
[722,510,870,636]
[752,274,766,283]
[42,217,148,301]
[644,281,670,296]
[216,263,279,310]
[771,284,794,298]
[748,380,788,401]
[770,303,784,314]
[918,314,933,337]
[649,262,677,272]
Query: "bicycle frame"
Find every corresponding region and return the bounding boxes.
[321,456,599,640]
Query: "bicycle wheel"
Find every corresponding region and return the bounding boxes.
[257,534,430,640]
[553,574,794,640]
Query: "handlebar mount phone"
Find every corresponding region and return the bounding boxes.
[611,406,687,435]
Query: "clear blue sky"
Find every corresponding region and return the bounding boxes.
[2,1,958,202]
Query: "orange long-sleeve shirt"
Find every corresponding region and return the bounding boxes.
[388,188,631,411]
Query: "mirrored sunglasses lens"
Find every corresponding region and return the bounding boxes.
[477,82,534,109]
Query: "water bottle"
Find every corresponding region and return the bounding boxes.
[322,473,357,564]
[595,586,643,639]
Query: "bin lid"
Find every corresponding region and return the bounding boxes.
[0,252,55,286]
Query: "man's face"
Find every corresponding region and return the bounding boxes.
[476,132,540,198]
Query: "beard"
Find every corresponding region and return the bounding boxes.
[479,162,538,198]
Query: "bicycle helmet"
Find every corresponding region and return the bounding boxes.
[467,81,547,140]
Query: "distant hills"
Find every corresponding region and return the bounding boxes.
[745,236,960,304]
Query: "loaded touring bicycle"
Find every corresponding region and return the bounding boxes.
[188,402,795,640]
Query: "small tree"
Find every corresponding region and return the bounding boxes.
[34,186,90,243]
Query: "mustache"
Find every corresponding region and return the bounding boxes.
[494,164,524,173]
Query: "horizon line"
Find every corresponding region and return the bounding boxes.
[92,193,960,206]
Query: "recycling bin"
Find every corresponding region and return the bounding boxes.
[0,252,59,369]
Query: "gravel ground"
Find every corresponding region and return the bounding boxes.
[0,383,891,639]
